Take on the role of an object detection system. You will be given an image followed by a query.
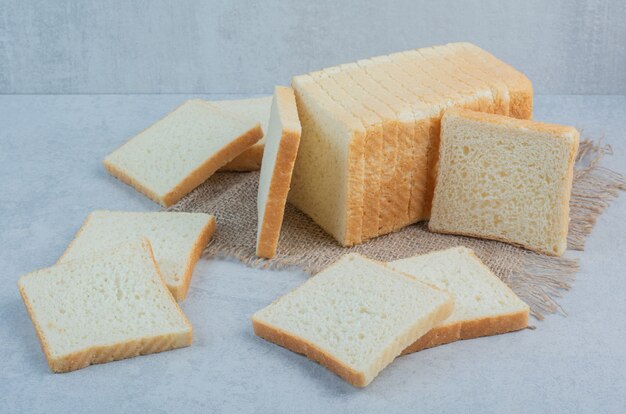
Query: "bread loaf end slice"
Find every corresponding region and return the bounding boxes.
[430,108,579,256]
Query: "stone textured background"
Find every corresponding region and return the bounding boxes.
[0,0,624,94]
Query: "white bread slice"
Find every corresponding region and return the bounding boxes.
[388,247,529,354]
[252,253,453,387]
[18,240,192,373]
[213,95,273,171]
[104,99,263,207]
[256,87,302,258]
[430,109,579,256]
[289,76,365,246]
[59,211,215,301]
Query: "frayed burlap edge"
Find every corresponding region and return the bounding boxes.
[169,139,625,320]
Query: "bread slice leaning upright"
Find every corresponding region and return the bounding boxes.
[59,211,216,301]
[429,108,579,256]
[104,99,263,207]
[252,253,453,387]
[256,87,302,259]
[18,239,192,373]
[388,246,529,354]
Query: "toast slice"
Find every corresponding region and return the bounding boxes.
[252,253,453,387]
[104,99,263,207]
[388,247,529,353]
[59,211,215,300]
[256,87,302,258]
[18,240,192,373]
[430,108,579,256]
[213,96,273,171]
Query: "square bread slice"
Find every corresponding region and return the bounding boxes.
[430,108,579,256]
[252,253,453,387]
[59,211,216,301]
[388,247,529,354]
[18,239,192,373]
[213,95,273,171]
[104,99,263,207]
[256,87,302,259]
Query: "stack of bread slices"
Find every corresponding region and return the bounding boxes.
[18,211,216,372]
[289,42,533,246]
[253,247,529,387]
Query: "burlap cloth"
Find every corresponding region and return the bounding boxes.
[169,140,625,319]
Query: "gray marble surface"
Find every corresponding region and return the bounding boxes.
[0,95,625,413]
[1,1,625,95]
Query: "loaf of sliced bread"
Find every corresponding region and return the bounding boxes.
[18,240,192,373]
[59,211,215,301]
[388,247,529,353]
[104,99,263,207]
[214,96,273,171]
[290,43,531,246]
[256,87,301,258]
[430,108,579,256]
[252,253,453,387]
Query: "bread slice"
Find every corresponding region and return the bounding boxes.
[252,253,453,387]
[213,96,273,171]
[104,99,263,207]
[289,76,365,246]
[388,247,529,354]
[59,211,215,300]
[18,240,192,373]
[430,108,579,256]
[256,87,302,258]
